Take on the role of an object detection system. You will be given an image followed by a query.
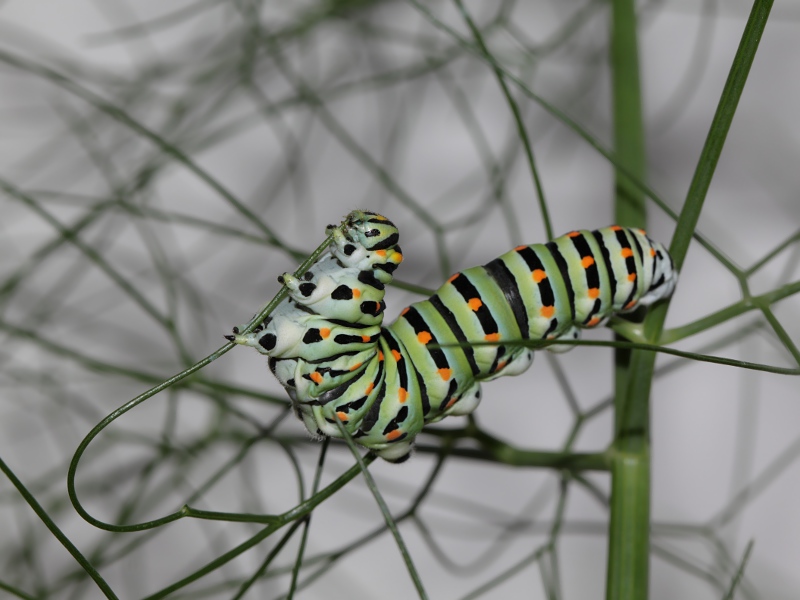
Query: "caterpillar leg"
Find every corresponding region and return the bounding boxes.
[482,349,534,382]
[294,402,415,463]
[309,405,344,438]
[373,439,414,463]
[444,382,482,417]
[284,390,326,439]
[547,325,581,354]
[424,382,483,425]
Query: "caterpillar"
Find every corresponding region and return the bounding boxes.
[228,210,677,463]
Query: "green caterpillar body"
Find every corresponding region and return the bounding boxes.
[230,211,677,462]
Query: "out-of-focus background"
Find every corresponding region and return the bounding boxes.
[1,1,799,598]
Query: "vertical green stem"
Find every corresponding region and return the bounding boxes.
[607,353,654,600]
[610,0,646,229]
[608,1,650,598]
[606,2,773,597]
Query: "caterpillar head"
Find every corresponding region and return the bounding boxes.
[640,239,679,306]
[338,210,399,250]
[330,210,403,283]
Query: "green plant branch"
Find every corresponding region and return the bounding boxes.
[460,540,550,600]
[247,16,453,278]
[135,453,379,600]
[455,0,553,240]
[0,179,170,330]
[1,2,793,598]
[287,440,329,599]
[433,66,523,245]
[606,1,775,598]
[408,0,767,283]
[0,316,287,404]
[0,455,119,599]
[273,452,448,596]
[757,303,800,365]
[417,427,610,470]
[335,417,429,600]
[667,0,774,270]
[407,0,678,224]
[606,0,650,596]
[67,231,335,531]
[708,432,800,529]
[744,229,800,276]
[633,0,776,378]
[441,337,800,375]
[230,519,306,600]
[660,279,800,343]
[0,48,284,246]
[610,4,646,228]
[722,541,754,600]
[0,581,37,600]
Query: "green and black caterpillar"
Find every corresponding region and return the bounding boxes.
[229,210,677,462]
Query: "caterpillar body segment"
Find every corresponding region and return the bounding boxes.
[232,210,677,462]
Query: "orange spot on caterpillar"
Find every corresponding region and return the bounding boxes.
[627,273,637,282]
[365,382,374,394]
[610,225,622,231]
[401,307,410,316]
[336,411,348,421]
[532,269,547,283]
[639,228,646,234]
[650,248,656,257]
[417,331,432,344]
[624,301,636,310]
[587,317,601,327]
[445,397,458,409]
[588,288,600,299]
[378,351,384,361]
[581,256,595,268]
[361,335,371,343]
[515,245,527,251]
[484,333,501,342]
[495,361,507,371]
[353,288,361,298]
[540,305,555,318]
[310,372,323,384]
[386,430,402,441]
[375,249,387,257]
[393,253,403,263]
[398,388,407,403]
[438,368,452,381]
[620,248,633,258]
[320,328,331,339]
[567,231,580,237]
[447,273,461,283]
[349,362,362,371]
[391,349,402,362]
[468,298,482,311]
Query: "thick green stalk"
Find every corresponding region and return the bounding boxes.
[610,2,647,229]
[607,1,650,599]
[606,1,775,598]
